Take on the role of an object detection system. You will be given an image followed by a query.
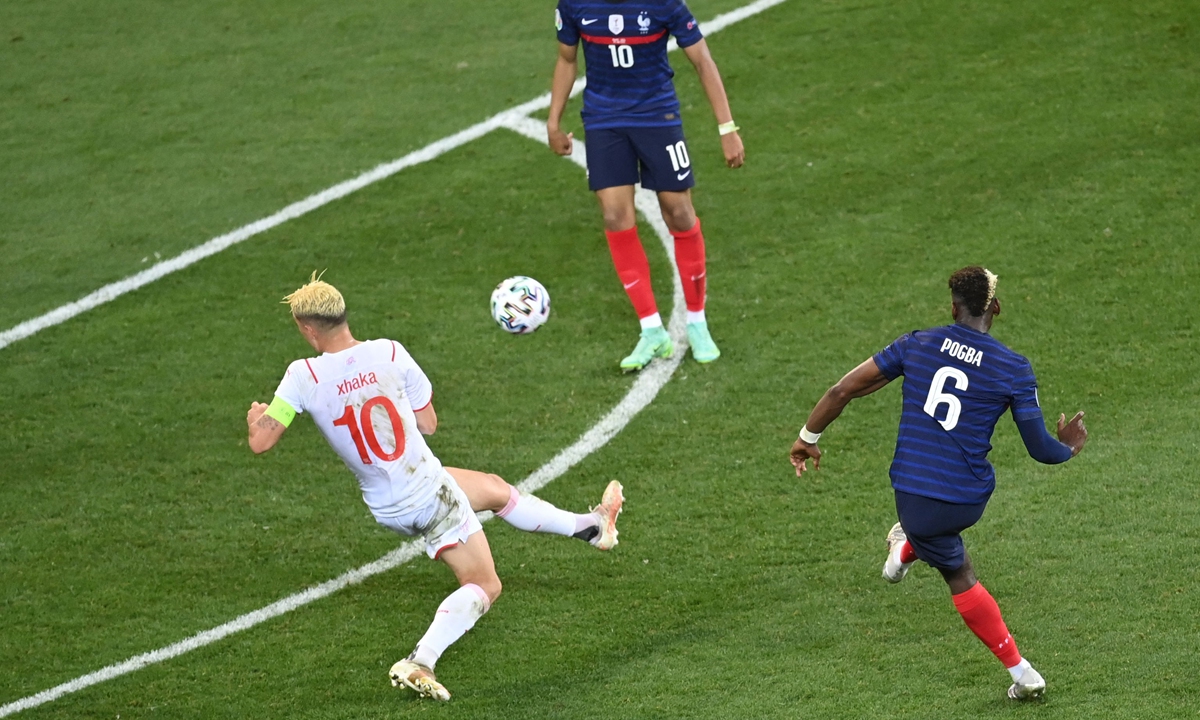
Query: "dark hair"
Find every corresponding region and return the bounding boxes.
[948,266,995,317]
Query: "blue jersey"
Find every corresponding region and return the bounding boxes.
[873,324,1044,504]
[556,0,704,130]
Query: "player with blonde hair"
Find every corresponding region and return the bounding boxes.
[246,272,624,701]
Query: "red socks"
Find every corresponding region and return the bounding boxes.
[604,226,658,320]
[899,541,918,564]
[606,218,707,319]
[952,582,1022,668]
[671,219,707,312]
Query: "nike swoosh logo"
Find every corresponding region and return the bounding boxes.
[581,18,598,25]
[623,280,639,289]
[677,170,692,180]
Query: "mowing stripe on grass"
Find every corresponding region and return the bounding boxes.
[0,0,786,353]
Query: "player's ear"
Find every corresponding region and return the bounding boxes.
[951,299,960,321]
[991,298,1001,317]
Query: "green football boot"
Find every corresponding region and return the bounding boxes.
[686,321,721,364]
[620,326,673,372]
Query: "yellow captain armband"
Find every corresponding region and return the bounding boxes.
[718,121,740,136]
[264,396,297,427]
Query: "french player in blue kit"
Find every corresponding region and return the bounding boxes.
[547,0,745,371]
[789,267,1089,701]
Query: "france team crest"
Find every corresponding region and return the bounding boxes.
[608,14,624,34]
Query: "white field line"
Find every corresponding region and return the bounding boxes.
[0,111,690,720]
[0,0,786,714]
[0,0,785,354]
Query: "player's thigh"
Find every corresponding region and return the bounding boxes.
[630,125,696,194]
[445,466,510,513]
[373,472,483,559]
[586,127,640,193]
[438,529,502,600]
[895,491,987,572]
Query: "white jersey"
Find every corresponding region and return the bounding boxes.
[273,339,444,519]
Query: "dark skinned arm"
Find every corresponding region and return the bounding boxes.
[789,358,893,476]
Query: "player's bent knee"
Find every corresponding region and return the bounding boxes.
[477,576,502,604]
[663,205,696,232]
[603,212,636,232]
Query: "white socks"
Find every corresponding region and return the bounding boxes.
[1007,657,1033,682]
[639,313,664,330]
[496,486,593,537]
[686,309,706,325]
[411,583,491,670]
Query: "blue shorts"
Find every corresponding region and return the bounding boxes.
[894,490,988,571]
[585,125,696,193]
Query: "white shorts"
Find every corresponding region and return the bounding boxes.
[374,470,482,559]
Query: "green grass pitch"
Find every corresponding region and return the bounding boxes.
[2,0,1198,717]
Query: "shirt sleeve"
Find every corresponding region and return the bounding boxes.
[666,0,704,48]
[1009,359,1043,421]
[556,0,579,46]
[873,332,914,380]
[273,364,307,414]
[1014,414,1073,464]
[392,341,434,412]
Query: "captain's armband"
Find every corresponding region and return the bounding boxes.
[264,396,297,428]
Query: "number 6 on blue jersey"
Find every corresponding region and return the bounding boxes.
[924,366,969,431]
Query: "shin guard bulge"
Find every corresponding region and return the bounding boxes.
[605,226,658,319]
[412,583,491,669]
[952,582,1023,668]
[495,485,585,537]
[671,219,707,312]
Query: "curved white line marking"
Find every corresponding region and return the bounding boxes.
[0,0,790,712]
[0,108,690,720]
[0,0,788,353]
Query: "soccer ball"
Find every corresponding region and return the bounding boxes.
[490,276,550,334]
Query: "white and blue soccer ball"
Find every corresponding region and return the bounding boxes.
[490,276,550,334]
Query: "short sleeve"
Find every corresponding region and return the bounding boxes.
[1009,359,1043,421]
[392,341,433,411]
[274,364,307,414]
[556,1,579,46]
[666,0,703,48]
[873,332,914,380]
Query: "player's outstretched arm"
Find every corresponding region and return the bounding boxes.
[681,39,744,168]
[247,401,287,454]
[546,42,579,156]
[790,358,892,476]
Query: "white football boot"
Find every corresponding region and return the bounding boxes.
[1007,665,1046,701]
[882,522,915,583]
[389,658,451,701]
[590,480,624,550]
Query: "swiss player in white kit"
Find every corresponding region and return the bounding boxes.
[245,274,624,701]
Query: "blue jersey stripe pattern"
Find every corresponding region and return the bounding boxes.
[557,0,703,130]
[873,324,1043,504]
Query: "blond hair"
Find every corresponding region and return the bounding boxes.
[283,271,346,326]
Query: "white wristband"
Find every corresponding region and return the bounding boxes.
[718,121,740,136]
[798,425,821,444]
